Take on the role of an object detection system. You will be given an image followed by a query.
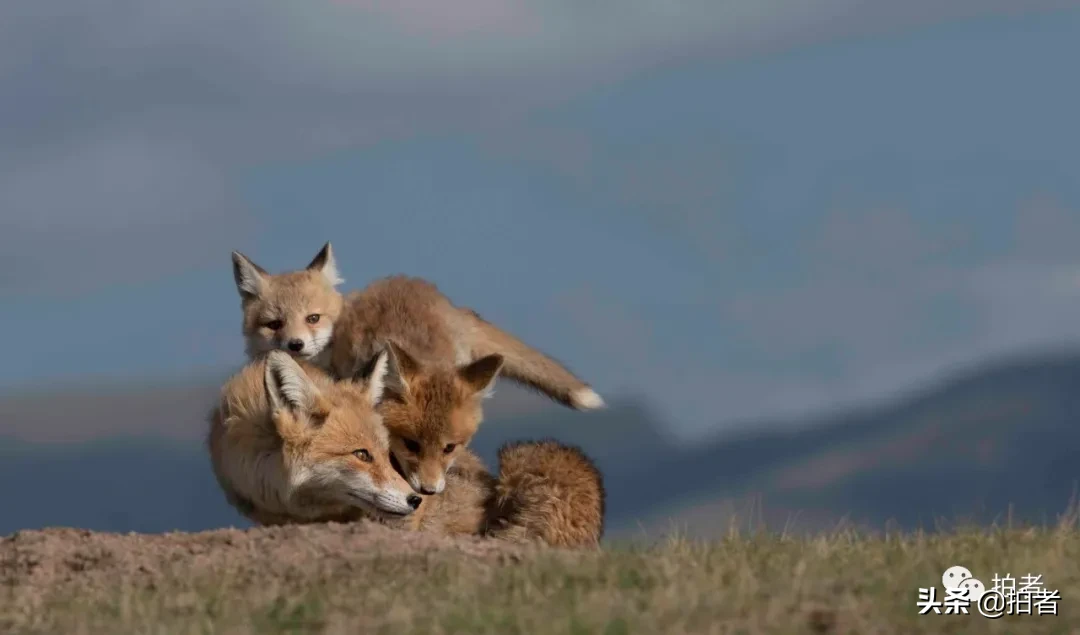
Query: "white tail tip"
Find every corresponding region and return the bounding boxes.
[571,388,606,410]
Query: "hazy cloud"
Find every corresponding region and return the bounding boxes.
[4,0,1075,293]
[0,134,241,295]
[1009,193,1080,263]
[5,1,1080,441]
[552,194,1080,439]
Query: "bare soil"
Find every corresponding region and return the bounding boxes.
[1,520,536,633]
[3,520,1079,634]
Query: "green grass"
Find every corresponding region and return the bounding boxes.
[5,520,1080,634]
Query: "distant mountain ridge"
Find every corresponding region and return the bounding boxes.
[619,349,1080,536]
[3,350,1079,539]
[0,372,562,443]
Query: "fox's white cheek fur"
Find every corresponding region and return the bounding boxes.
[289,466,313,490]
[286,463,342,501]
[344,471,377,501]
[306,326,334,356]
[346,472,413,514]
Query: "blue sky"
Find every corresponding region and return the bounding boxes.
[3,2,1080,440]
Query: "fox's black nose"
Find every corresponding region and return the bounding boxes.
[287,339,305,352]
[406,494,422,509]
[419,486,437,495]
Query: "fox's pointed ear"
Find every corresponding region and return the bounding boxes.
[265,351,324,416]
[384,340,421,378]
[379,341,416,398]
[355,343,412,404]
[306,242,344,287]
[354,348,406,407]
[232,251,268,300]
[458,354,504,398]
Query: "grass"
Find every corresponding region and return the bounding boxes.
[5,517,1080,634]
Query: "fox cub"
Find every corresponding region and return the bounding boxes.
[230,243,605,411]
[350,339,504,496]
[207,349,605,547]
[230,243,344,367]
[407,439,606,549]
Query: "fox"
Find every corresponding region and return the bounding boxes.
[402,439,606,548]
[207,348,606,548]
[230,242,345,368]
[329,274,605,411]
[229,243,606,411]
[337,338,504,495]
[206,349,423,525]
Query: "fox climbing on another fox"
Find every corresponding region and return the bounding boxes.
[229,243,605,411]
[206,349,605,547]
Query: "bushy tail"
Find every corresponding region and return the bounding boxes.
[463,309,605,410]
[483,440,606,548]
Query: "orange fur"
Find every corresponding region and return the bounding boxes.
[229,246,602,411]
[485,440,606,548]
[325,274,603,494]
[350,340,503,495]
[205,353,605,547]
[329,275,604,410]
[220,244,606,547]
[393,441,605,548]
[206,350,422,524]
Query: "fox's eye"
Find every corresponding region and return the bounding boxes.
[265,319,284,331]
[403,439,421,453]
[306,314,320,324]
[353,449,373,463]
[443,444,456,454]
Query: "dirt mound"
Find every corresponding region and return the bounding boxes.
[1,521,533,623]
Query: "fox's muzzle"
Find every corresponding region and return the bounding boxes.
[370,490,422,516]
[417,474,446,496]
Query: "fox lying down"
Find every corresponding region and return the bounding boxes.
[206,350,605,548]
